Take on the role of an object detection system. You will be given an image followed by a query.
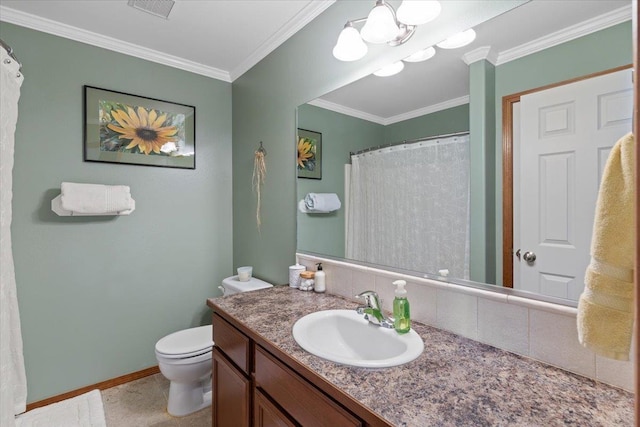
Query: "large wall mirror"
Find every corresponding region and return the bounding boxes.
[296,0,632,305]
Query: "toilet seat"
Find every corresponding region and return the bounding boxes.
[155,325,213,359]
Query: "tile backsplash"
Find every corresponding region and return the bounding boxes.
[296,253,634,392]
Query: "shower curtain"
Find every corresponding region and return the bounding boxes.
[347,134,470,278]
[1,45,27,425]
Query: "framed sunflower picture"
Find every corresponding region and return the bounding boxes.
[297,128,322,179]
[84,86,196,169]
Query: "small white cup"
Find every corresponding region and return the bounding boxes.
[237,266,252,282]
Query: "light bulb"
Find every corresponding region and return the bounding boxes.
[436,29,477,49]
[404,46,436,63]
[361,1,400,44]
[397,0,441,26]
[373,61,405,77]
[333,24,368,61]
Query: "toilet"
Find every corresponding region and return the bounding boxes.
[155,275,273,416]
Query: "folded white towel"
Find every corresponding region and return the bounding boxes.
[61,182,134,214]
[304,193,341,213]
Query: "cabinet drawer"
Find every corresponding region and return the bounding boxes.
[213,313,250,374]
[254,346,362,427]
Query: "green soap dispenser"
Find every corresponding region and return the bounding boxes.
[392,280,411,334]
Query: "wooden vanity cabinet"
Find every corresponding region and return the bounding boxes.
[212,312,386,427]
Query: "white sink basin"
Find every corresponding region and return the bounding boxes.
[292,309,424,368]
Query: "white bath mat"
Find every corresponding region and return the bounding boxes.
[15,389,106,427]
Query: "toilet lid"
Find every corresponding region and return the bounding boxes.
[155,325,213,357]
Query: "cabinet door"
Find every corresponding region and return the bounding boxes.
[213,348,250,427]
[254,389,299,427]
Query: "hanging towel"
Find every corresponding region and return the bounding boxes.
[60,182,134,214]
[303,193,341,213]
[577,132,635,361]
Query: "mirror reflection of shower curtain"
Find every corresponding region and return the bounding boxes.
[347,134,470,279]
[0,45,27,424]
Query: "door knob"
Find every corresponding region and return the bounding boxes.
[523,251,536,263]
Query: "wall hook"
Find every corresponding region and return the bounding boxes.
[256,141,266,156]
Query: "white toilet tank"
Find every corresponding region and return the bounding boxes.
[220,275,273,296]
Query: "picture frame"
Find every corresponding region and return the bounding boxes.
[297,128,322,179]
[84,86,196,169]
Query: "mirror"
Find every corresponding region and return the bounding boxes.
[297,0,633,304]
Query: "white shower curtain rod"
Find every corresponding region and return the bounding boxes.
[0,38,22,71]
[349,130,469,158]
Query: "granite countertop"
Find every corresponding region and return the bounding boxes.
[207,286,633,427]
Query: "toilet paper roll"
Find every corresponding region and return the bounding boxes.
[289,263,306,288]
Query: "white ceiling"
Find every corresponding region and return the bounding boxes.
[0,0,335,81]
[0,0,632,122]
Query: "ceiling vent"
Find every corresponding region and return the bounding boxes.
[127,0,175,19]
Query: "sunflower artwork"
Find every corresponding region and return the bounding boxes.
[84,86,195,169]
[99,101,184,156]
[297,129,322,179]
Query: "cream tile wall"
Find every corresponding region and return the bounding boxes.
[296,253,634,392]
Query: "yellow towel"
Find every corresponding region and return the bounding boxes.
[577,132,636,361]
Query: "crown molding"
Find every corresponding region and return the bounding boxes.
[308,98,387,124]
[309,95,470,126]
[496,4,632,65]
[229,0,336,81]
[462,46,497,65]
[382,96,470,125]
[0,6,222,81]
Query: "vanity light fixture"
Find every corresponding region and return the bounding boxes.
[374,26,476,77]
[375,27,474,76]
[436,28,477,49]
[403,46,436,63]
[373,61,405,77]
[333,0,442,62]
[332,22,369,61]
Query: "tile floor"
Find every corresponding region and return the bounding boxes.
[101,374,211,426]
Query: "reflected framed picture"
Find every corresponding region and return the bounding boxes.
[297,128,322,179]
[84,86,196,169]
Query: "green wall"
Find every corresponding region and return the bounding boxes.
[296,104,384,258]
[296,103,470,258]
[0,23,233,402]
[491,21,632,285]
[384,103,469,143]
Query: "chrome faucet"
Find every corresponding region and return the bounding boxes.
[355,290,393,328]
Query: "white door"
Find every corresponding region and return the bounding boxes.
[516,69,632,300]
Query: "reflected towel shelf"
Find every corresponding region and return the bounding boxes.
[298,199,337,214]
[51,195,135,216]
[299,193,341,214]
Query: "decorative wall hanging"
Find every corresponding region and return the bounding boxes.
[253,141,266,229]
[297,128,322,179]
[84,86,195,169]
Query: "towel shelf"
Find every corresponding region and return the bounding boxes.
[51,195,135,216]
[298,199,337,214]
